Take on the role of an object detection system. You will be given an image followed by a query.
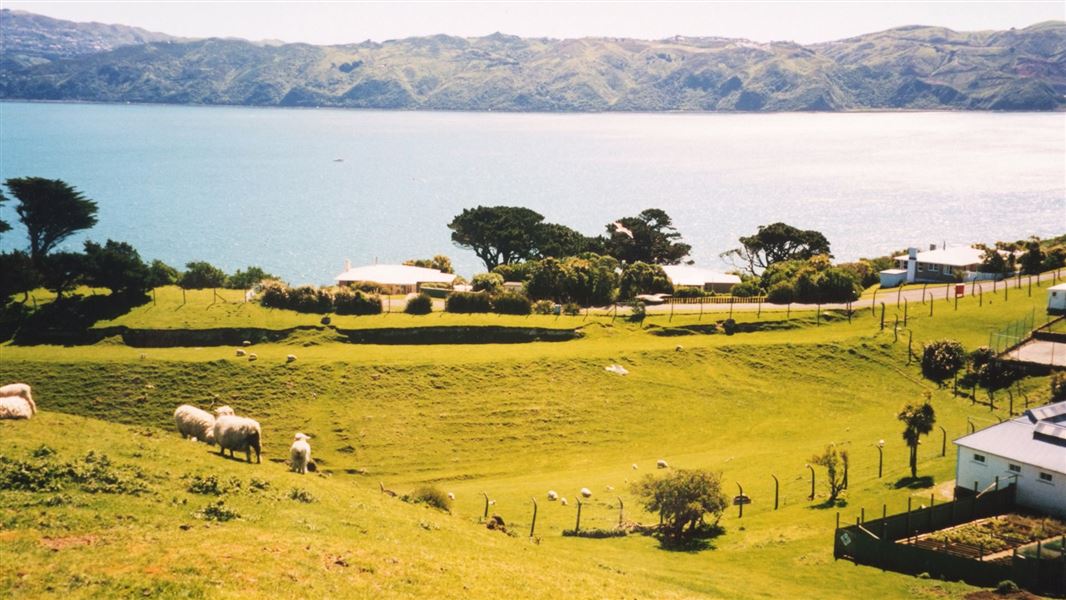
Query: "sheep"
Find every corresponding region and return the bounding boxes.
[632,463,638,470]
[235,349,246,357]
[447,492,456,501]
[214,406,235,417]
[248,353,258,362]
[606,485,614,492]
[213,415,261,463]
[174,404,217,444]
[290,432,312,474]
[0,383,36,419]
[547,490,559,501]
[560,498,568,506]
[580,487,592,498]
[657,459,669,469]
[242,340,252,347]
[286,354,297,363]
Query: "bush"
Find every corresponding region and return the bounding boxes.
[493,292,532,315]
[187,474,241,496]
[619,261,672,300]
[1052,373,1066,402]
[672,287,707,298]
[404,293,433,315]
[921,340,966,381]
[995,580,1020,594]
[722,319,737,335]
[471,272,504,294]
[492,262,535,283]
[288,286,333,313]
[196,500,240,522]
[288,487,316,503]
[226,266,276,290]
[333,287,383,315]
[730,281,760,297]
[970,346,996,371]
[258,279,290,309]
[562,302,582,316]
[445,291,492,313]
[631,469,727,546]
[179,261,227,289]
[532,300,555,315]
[403,485,452,512]
[767,282,794,304]
[627,300,646,322]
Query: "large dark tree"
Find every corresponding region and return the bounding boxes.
[39,251,87,300]
[898,396,936,479]
[179,261,227,290]
[6,177,99,266]
[535,223,596,260]
[604,208,690,265]
[0,190,11,234]
[83,239,151,296]
[0,251,39,302]
[448,206,545,270]
[723,222,831,276]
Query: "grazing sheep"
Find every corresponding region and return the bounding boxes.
[242,340,252,347]
[547,490,559,501]
[632,463,638,470]
[0,383,36,418]
[214,406,235,417]
[580,487,592,498]
[213,415,261,463]
[174,404,217,444]
[675,345,683,352]
[657,459,669,469]
[560,498,568,506]
[248,353,258,362]
[447,492,456,501]
[289,433,311,474]
[236,349,246,357]
[606,485,614,492]
[286,354,297,363]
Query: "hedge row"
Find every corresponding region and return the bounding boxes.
[259,281,382,315]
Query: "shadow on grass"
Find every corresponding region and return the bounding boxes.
[893,476,935,490]
[10,291,149,345]
[640,523,725,553]
[809,498,848,510]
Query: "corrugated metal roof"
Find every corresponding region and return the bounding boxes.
[335,264,457,286]
[955,401,1066,474]
[661,265,742,287]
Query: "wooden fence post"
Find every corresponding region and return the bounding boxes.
[575,499,583,533]
[529,497,538,538]
[772,474,779,510]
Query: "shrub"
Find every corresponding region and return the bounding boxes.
[404,293,433,315]
[289,286,333,313]
[445,291,492,313]
[970,346,996,371]
[492,262,535,283]
[493,292,532,315]
[532,300,555,315]
[471,272,504,294]
[196,500,240,522]
[730,281,760,297]
[334,287,383,315]
[288,487,316,503]
[673,287,706,298]
[1052,373,1066,402]
[766,282,794,304]
[722,319,737,335]
[619,261,672,300]
[631,469,727,546]
[258,279,290,309]
[627,300,646,322]
[403,485,452,512]
[187,474,241,496]
[995,580,1019,594]
[562,302,581,316]
[179,261,227,289]
[921,340,966,381]
[226,266,276,290]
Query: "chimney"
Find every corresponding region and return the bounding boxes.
[344,258,351,272]
[929,243,937,251]
[907,247,917,283]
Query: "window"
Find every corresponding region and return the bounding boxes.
[973,453,986,463]
[1008,464,1021,473]
[1039,472,1053,483]
[917,263,924,272]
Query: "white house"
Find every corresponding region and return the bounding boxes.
[334,261,457,294]
[879,245,997,287]
[1048,283,1066,315]
[953,400,1066,518]
[660,265,742,293]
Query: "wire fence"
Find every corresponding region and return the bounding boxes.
[989,310,1036,354]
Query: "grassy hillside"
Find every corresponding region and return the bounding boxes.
[2,16,1063,111]
[0,278,1058,598]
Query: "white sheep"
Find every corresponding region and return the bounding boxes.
[173,404,217,444]
[236,349,246,357]
[248,353,258,362]
[286,354,297,363]
[447,492,456,501]
[290,432,312,474]
[560,498,568,506]
[580,487,592,498]
[547,490,559,501]
[0,383,36,419]
[214,406,235,417]
[213,414,262,463]
[632,463,638,470]
[657,459,669,469]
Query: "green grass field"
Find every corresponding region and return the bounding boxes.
[0,277,1059,598]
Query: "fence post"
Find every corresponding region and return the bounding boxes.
[737,482,744,518]
[617,496,624,527]
[894,317,899,343]
[575,499,582,533]
[904,298,908,327]
[871,288,878,315]
[772,474,779,510]
[929,495,935,530]
[482,492,490,520]
[807,464,815,501]
[929,297,933,317]
[529,497,538,538]
[880,303,885,330]
[907,330,913,365]
[939,426,946,457]
[860,507,865,524]
[787,303,791,320]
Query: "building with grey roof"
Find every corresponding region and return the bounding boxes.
[953,400,1066,518]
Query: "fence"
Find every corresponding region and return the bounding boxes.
[989,310,1037,355]
[834,484,1065,595]
[666,295,766,305]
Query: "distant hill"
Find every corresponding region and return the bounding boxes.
[0,9,180,69]
[1,11,1063,111]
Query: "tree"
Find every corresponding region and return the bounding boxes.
[146,260,180,288]
[604,208,690,265]
[6,177,99,266]
[471,272,504,294]
[83,239,151,296]
[723,222,831,276]
[525,257,568,302]
[619,261,672,300]
[535,223,596,259]
[179,261,227,290]
[977,245,1009,276]
[562,254,620,306]
[226,266,276,290]
[404,255,454,274]
[921,339,966,382]
[39,251,86,300]
[810,445,849,504]
[448,206,546,270]
[632,469,727,545]
[898,395,936,480]
[0,251,39,303]
[1018,239,1045,275]
[0,190,11,234]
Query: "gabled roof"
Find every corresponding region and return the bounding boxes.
[893,246,986,267]
[335,264,457,286]
[661,265,742,287]
[954,400,1066,474]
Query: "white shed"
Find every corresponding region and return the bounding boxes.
[1049,283,1066,315]
[953,400,1066,518]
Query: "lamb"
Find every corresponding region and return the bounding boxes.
[547,490,559,501]
[290,432,312,474]
[213,414,262,463]
[447,492,456,501]
[580,487,592,498]
[174,404,217,444]
[0,383,36,419]
[248,353,258,362]
[657,459,669,469]
[560,498,568,506]
[286,354,297,363]
[235,349,246,357]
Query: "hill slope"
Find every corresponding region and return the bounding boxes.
[1,14,1063,111]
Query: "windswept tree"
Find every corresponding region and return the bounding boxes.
[723,222,831,276]
[898,395,936,480]
[83,239,151,296]
[448,206,546,270]
[6,177,99,266]
[179,261,227,290]
[0,190,11,235]
[535,223,596,260]
[632,469,727,546]
[39,251,87,300]
[0,251,39,302]
[146,259,180,288]
[604,208,690,265]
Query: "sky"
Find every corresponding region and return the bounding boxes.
[4,1,1064,45]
